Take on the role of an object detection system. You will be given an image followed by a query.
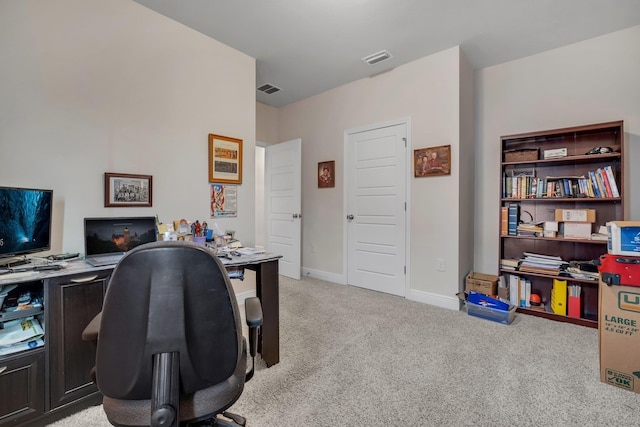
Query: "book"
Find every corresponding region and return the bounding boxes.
[508,203,519,236]
[599,168,613,197]
[509,274,519,307]
[594,169,607,197]
[588,171,602,198]
[604,165,620,197]
[500,258,520,267]
[501,207,508,235]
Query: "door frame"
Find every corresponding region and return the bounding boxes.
[342,118,412,296]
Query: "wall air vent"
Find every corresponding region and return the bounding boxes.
[361,50,392,65]
[257,83,282,94]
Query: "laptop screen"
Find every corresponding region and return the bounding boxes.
[84,217,157,257]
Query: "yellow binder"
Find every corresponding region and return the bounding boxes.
[551,279,567,315]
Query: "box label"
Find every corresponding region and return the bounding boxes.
[620,227,640,253]
[619,291,640,314]
[562,211,587,222]
[605,369,634,391]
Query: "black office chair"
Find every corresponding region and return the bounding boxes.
[82,240,263,427]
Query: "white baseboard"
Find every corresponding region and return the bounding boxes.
[301,267,345,284]
[407,288,461,311]
[301,266,461,312]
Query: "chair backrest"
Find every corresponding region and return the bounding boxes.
[95,240,242,399]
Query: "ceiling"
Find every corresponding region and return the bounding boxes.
[134,0,640,108]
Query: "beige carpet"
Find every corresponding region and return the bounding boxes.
[50,276,640,426]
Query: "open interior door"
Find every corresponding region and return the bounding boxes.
[265,139,302,279]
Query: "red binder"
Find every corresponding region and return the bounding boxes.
[567,295,581,318]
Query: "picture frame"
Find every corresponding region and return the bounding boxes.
[413,145,451,177]
[209,134,243,184]
[318,160,335,188]
[104,173,152,207]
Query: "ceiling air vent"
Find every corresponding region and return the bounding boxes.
[361,50,392,65]
[257,83,281,94]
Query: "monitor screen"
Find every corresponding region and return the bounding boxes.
[0,187,53,259]
[84,217,157,257]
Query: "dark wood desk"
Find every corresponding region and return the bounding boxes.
[0,251,281,425]
[219,252,282,367]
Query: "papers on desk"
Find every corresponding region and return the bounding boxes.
[235,247,266,255]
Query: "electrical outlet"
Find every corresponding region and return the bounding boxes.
[437,258,446,272]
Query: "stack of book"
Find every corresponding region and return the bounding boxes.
[519,252,567,276]
[517,222,543,237]
[500,258,520,271]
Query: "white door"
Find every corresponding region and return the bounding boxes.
[265,139,302,279]
[346,123,407,296]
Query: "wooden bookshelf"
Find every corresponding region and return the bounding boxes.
[499,120,624,328]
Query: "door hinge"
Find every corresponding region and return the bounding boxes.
[404,202,406,211]
[404,265,406,275]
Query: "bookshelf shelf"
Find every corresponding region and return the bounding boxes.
[499,268,599,285]
[502,152,621,167]
[501,197,621,203]
[515,307,598,327]
[499,120,624,328]
[500,235,607,245]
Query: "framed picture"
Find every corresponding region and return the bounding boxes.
[318,160,335,188]
[104,173,152,207]
[413,145,451,177]
[209,134,242,184]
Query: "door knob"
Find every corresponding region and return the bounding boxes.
[347,214,354,220]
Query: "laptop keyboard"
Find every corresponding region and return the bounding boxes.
[90,255,123,265]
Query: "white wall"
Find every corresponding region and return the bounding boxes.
[0,0,257,255]
[474,25,640,275]
[276,47,472,308]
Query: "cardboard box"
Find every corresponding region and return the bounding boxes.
[599,280,640,393]
[497,286,510,301]
[563,222,592,239]
[607,221,640,256]
[543,147,568,159]
[555,209,596,223]
[465,272,499,296]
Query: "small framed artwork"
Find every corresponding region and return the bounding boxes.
[104,173,152,207]
[318,160,335,188]
[414,145,451,177]
[209,134,243,184]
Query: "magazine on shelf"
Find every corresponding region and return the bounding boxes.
[0,317,44,347]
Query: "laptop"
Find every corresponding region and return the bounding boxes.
[84,217,157,267]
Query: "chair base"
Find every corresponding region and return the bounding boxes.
[189,412,246,426]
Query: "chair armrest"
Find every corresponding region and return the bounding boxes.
[244,297,263,328]
[82,312,102,342]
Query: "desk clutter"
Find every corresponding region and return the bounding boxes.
[157,218,241,248]
[155,217,266,280]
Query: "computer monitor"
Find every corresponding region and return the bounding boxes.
[0,186,53,262]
